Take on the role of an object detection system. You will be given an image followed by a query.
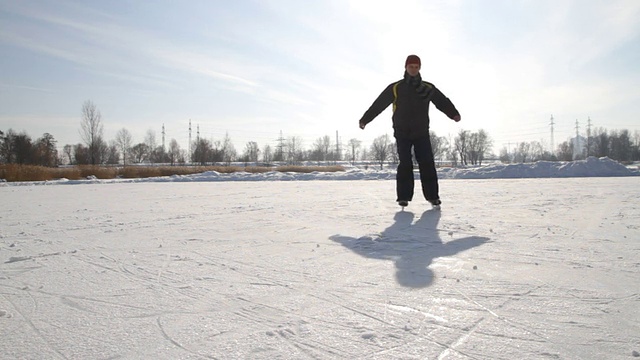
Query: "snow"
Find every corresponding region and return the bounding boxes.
[1,157,639,359]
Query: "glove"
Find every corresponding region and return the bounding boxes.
[359,121,366,129]
[453,115,461,122]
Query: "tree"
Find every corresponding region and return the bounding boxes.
[498,147,511,163]
[242,141,260,164]
[221,132,236,165]
[385,140,397,165]
[467,130,492,165]
[370,134,392,169]
[592,127,609,158]
[115,128,133,166]
[262,144,273,165]
[0,130,4,163]
[144,129,167,163]
[105,142,120,165]
[610,129,632,162]
[167,139,181,166]
[0,129,16,164]
[429,132,448,162]
[514,142,531,163]
[633,131,640,161]
[286,136,304,164]
[454,130,470,165]
[347,138,361,165]
[131,143,150,163]
[556,141,573,161]
[321,135,332,161]
[73,143,90,164]
[13,133,33,165]
[35,133,58,167]
[63,144,73,165]
[192,138,211,165]
[311,136,332,162]
[79,100,105,165]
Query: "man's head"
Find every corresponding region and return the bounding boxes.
[405,54,421,76]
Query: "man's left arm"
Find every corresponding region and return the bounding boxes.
[431,87,461,122]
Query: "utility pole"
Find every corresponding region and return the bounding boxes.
[162,123,166,153]
[335,130,340,162]
[188,119,192,162]
[276,130,285,161]
[549,115,555,155]
[587,116,592,157]
[574,119,580,160]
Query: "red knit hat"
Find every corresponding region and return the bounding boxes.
[405,54,421,67]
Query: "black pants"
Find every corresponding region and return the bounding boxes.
[395,136,439,202]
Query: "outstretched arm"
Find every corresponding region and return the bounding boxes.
[359,83,395,129]
[431,87,461,122]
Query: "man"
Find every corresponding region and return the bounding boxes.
[359,54,461,208]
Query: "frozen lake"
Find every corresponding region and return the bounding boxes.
[1,177,639,359]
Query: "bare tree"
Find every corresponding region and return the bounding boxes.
[475,130,492,165]
[388,140,398,165]
[454,129,470,165]
[106,142,120,164]
[498,147,511,163]
[529,141,544,161]
[556,141,573,161]
[0,129,16,164]
[262,144,273,165]
[514,142,532,163]
[167,139,181,165]
[73,143,90,164]
[63,144,73,165]
[347,138,361,165]
[370,134,391,169]
[311,136,332,162]
[115,128,133,166]
[321,135,332,161]
[243,141,260,163]
[192,138,212,165]
[79,100,105,165]
[221,132,236,165]
[429,132,449,162]
[286,136,304,164]
[144,129,160,163]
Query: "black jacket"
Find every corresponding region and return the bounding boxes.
[359,76,460,139]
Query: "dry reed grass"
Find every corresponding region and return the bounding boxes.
[0,164,345,182]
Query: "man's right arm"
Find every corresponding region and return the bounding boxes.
[359,83,395,129]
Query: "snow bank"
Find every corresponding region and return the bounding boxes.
[440,157,638,179]
[1,157,637,186]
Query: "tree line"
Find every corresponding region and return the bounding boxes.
[499,128,640,163]
[2,101,639,167]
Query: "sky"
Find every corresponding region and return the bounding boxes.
[1,0,639,156]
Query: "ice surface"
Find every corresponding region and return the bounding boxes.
[0,159,639,359]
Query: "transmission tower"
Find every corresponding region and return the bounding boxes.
[574,119,580,159]
[549,115,555,155]
[276,130,285,160]
[188,119,192,160]
[335,130,341,162]
[586,116,592,156]
[162,123,166,152]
